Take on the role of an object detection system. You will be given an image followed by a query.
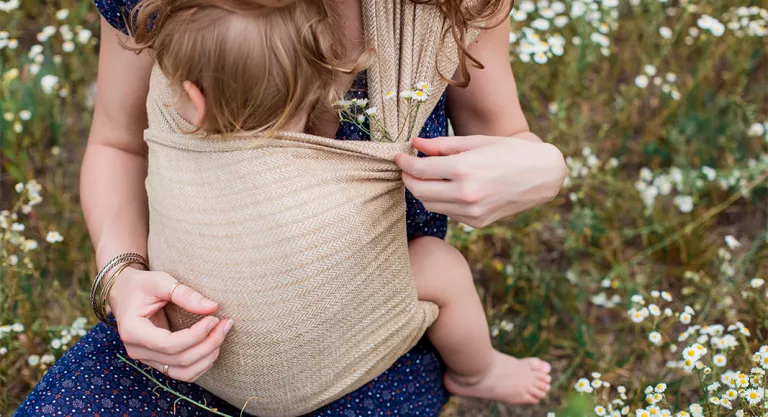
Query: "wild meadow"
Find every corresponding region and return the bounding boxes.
[1,0,767,416]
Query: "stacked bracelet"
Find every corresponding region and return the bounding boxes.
[90,253,149,326]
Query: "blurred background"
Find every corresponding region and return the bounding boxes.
[1,0,767,415]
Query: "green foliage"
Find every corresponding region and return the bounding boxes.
[2,0,768,415]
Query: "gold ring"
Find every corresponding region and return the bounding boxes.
[163,364,170,376]
[168,281,182,301]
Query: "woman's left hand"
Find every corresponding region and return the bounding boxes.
[395,135,567,228]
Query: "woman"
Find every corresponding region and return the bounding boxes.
[15,0,566,415]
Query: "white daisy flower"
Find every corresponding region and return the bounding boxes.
[701,166,717,181]
[719,398,732,410]
[748,122,765,136]
[724,235,740,249]
[575,378,591,393]
[77,28,92,44]
[531,18,551,31]
[649,331,663,345]
[648,304,661,316]
[45,231,63,244]
[27,354,41,366]
[713,354,727,367]
[743,388,763,405]
[415,81,431,92]
[511,9,528,21]
[751,278,765,288]
[674,195,694,213]
[411,89,428,102]
[629,308,647,323]
[40,74,60,95]
[680,312,691,324]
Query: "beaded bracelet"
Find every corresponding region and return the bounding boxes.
[90,253,149,325]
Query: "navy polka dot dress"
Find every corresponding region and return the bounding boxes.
[15,2,451,416]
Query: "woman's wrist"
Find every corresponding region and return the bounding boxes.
[91,253,149,325]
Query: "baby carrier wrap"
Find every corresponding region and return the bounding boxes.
[145,1,480,415]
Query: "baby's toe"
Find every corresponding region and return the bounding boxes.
[535,372,552,384]
[529,386,548,401]
[534,380,551,393]
[529,358,551,373]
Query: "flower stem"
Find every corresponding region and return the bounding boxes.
[117,354,237,417]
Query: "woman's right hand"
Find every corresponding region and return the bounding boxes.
[107,267,233,383]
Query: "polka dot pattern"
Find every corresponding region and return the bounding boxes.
[16,323,448,416]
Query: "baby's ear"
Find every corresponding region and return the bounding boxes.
[182,81,206,128]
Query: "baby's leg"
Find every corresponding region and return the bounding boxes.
[409,236,551,404]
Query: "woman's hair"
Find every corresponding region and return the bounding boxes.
[414,0,512,87]
[130,0,350,134]
[128,0,509,133]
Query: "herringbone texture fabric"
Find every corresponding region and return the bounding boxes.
[144,1,478,416]
[362,0,481,142]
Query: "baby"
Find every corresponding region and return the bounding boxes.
[135,0,551,405]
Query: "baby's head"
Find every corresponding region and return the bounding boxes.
[132,0,348,134]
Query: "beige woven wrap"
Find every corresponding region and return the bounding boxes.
[145,1,480,416]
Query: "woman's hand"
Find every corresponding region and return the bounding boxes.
[395,135,566,228]
[107,267,233,383]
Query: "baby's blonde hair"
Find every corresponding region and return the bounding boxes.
[131,0,350,134]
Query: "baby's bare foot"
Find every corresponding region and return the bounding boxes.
[444,351,551,404]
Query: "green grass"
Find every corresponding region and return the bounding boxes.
[2,0,768,416]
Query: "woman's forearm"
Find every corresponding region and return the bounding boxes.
[81,19,156,269]
[80,143,149,268]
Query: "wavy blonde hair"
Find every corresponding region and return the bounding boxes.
[128,0,510,133]
[130,0,352,134]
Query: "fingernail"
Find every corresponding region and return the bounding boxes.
[200,299,217,308]
[207,317,219,332]
[223,319,234,334]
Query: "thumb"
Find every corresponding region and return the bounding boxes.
[412,135,499,156]
[152,272,219,315]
